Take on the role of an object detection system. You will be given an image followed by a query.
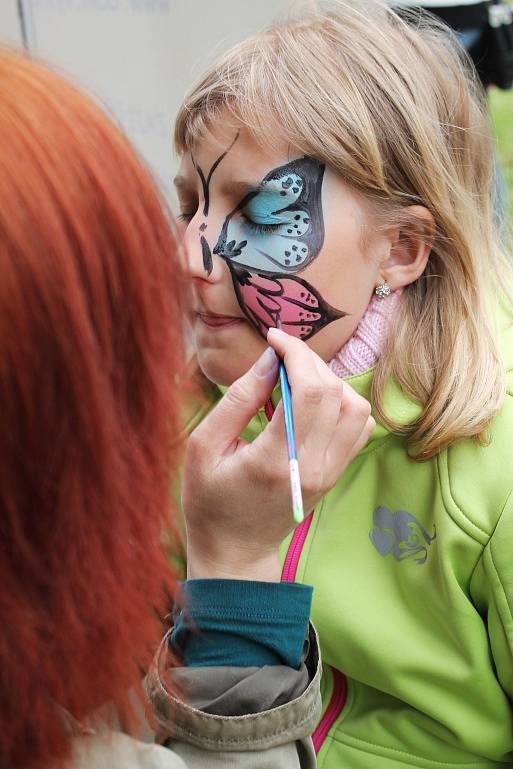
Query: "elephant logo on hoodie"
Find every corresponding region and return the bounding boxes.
[369,506,436,565]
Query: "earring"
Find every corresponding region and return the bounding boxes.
[375,281,391,298]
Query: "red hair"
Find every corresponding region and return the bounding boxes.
[0,50,184,768]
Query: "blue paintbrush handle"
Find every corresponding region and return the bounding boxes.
[279,362,296,461]
[279,361,304,524]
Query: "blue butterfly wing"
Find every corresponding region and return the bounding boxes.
[213,158,324,274]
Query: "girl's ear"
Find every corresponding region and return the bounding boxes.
[379,206,435,291]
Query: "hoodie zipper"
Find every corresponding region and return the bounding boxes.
[312,667,347,752]
[281,511,314,582]
[265,397,348,754]
[280,513,347,753]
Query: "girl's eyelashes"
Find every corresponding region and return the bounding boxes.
[176,195,198,224]
[240,213,283,234]
[175,208,289,231]
[177,211,195,223]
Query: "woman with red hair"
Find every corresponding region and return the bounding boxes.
[0,48,372,769]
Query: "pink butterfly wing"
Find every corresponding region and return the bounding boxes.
[232,269,345,340]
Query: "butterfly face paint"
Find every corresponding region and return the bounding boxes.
[229,267,345,340]
[177,126,387,385]
[211,156,346,340]
[213,157,325,274]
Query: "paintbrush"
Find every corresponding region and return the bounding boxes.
[276,322,304,525]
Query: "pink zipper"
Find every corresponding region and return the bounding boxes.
[281,512,314,582]
[264,398,275,423]
[312,667,347,752]
[266,398,347,753]
[280,513,347,753]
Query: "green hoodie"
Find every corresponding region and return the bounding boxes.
[190,302,513,768]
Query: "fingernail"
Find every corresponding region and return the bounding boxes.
[267,327,287,338]
[253,347,279,378]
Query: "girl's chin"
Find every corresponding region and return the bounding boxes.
[196,346,263,386]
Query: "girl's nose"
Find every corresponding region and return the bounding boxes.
[183,220,223,283]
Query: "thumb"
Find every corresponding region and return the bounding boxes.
[196,347,279,452]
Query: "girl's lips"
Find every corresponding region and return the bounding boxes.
[198,313,243,329]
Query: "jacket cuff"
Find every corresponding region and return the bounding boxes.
[146,623,321,752]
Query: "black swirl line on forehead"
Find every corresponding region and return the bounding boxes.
[191,132,240,217]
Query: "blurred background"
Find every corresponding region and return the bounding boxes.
[1,0,511,220]
[0,1,290,202]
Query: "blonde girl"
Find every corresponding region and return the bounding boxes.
[172,1,513,766]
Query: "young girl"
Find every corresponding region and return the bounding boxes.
[174,0,513,766]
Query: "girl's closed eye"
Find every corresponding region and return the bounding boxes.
[175,191,198,225]
[177,211,196,223]
[239,213,283,234]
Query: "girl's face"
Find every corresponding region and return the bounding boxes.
[176,124,389,385]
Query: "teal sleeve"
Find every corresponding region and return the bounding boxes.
[171,579,313,669]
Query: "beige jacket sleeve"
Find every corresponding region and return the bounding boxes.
[69,731,187,769]
[146,623,321,769]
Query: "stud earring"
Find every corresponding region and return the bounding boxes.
[375,281,391,298]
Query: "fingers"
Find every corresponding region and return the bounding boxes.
[267,328,343,449]
[191,346,279,456]
[350,415,376,456]
[266,328,375,493]
[197,328,374,511]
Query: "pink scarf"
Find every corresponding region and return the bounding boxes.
[328,290,402,378]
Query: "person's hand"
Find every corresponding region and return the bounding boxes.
[182,328,374,581]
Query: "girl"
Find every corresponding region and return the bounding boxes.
[174,1,513,766]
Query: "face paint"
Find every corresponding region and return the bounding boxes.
[213,157,325,274]
[192,132,240,217]
[200,235,213,274]
[209,156,346,340]
[228,264,346,341]
[184,143,347,340]
[191,132,240,275]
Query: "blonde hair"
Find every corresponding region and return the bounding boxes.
[175,0,513,459]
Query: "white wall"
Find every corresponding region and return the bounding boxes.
[0,1,23,45]
[0,0,288,199]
